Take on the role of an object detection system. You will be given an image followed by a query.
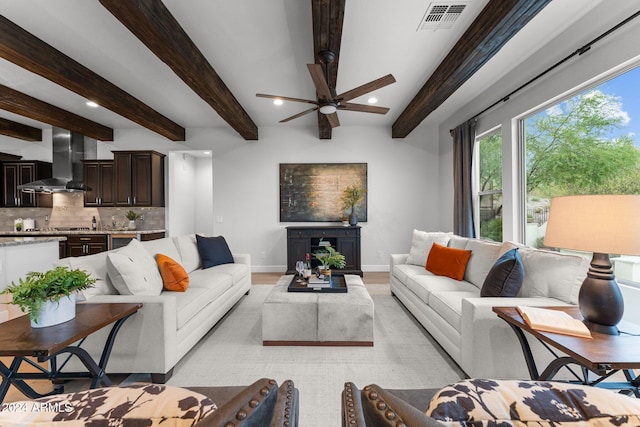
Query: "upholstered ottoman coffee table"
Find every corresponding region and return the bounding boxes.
[262,274,374,346]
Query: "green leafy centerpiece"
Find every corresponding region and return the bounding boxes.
[125,210,141,230]
[1,266,95,328]
[313,246,346,280]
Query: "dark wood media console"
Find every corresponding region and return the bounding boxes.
[286,226,362,276]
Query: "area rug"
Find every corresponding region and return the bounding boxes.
[167,285,465,426]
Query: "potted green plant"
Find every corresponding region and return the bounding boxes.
[125,210,141,230]
[313,245,346,280]
[341,184,366,226]
[1,266,95,328]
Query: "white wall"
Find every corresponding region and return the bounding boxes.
[200,125,437,272]
[436,2,640,241]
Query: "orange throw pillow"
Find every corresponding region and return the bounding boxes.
[156,254,190,291]
[426,243,472,281]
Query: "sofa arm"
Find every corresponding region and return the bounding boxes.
[233,253,251,266]
[460,297,571,379]
[194,378,299,427]
[342,382,442,427]
[75,294,178,376]
[390,254,409,269]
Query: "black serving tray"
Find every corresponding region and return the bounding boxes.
[287,274,348,293]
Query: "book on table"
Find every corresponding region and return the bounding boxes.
[516,306,592,338]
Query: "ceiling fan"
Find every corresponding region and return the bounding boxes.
[256,51,396,128]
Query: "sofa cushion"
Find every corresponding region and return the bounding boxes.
[174,234,202,273]
[141,237,182,264]
[188,268,234,290]
[406,230,451,266]
[173,284,231,329]
[481,248,525,297]
[428,291,478,333]
[447,235,470,249]
[393,263,430,284]
[70,259,117,299]
[463,239,503,288]
[107,239,163,296]
[426,243,472,281]
[0,383,217,426]
[196,235,235,269]
[427,379,640,426]
[205,262,250,285]
[157,254,190,292]
[405,274,477,306]
[518,248,588,304]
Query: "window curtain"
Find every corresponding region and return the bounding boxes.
[452,120,477,238]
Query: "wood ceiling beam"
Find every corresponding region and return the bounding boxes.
[312,0,345,139]
[99,0,258,141]
[0,84,114,141]
[0,15,184,141]
[0,117,42,142]
[392,0,552,138]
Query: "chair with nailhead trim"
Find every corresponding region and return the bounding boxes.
[193,378,299,427]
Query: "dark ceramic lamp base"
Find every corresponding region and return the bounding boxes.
[578,253,624,335]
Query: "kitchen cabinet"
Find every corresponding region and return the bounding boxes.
[66,234,108,257]
[2,161,52,207]
[83,160,115,206]
[113,151,165,207]
[286,226,362,276]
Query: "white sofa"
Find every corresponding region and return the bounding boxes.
[55,234,251,383]
[390,231,590,379]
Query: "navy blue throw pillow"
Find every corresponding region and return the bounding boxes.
[480,248,524,297]
[196,235,234,269]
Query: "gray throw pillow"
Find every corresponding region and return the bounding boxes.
[480,248,524,297]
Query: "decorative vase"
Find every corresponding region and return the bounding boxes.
[349,210,358,226]
[31,294,76,328]
[319,268,332,282]
[128,220,136,230]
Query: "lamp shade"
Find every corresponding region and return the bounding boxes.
[544,195,640,256]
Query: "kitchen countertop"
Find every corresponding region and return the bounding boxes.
[0,229,166,236]
[0,236,67,247]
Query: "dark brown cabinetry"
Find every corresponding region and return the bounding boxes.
[66,234,109,257]
[113,151,165,207]
[2,161,52,207]
[83,161,115,207]
[286,226,362,276]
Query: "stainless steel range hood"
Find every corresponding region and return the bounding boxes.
[18,127,95,193]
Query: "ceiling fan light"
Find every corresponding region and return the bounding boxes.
[319,104,337,114]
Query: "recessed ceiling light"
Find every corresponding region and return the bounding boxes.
[273,99,283,106]
[86,101,99,108]
[203,151,211,155]
[367,97,378,104]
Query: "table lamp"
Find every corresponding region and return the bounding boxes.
[544,195,640,335]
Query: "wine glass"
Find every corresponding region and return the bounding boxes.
[295,261,305,282]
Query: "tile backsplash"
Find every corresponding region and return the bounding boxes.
[0,193,165,231]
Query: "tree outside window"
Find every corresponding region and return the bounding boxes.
[477,132,502,242]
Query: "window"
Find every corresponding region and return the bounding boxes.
[477,131,502,242]
[522,65,640,283]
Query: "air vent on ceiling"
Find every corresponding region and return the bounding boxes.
[418,2,469,31]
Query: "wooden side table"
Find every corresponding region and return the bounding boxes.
[494,306,640,395]
[0,302,142,403]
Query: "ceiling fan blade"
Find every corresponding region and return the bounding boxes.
[337,74,396,103]
[340,102,390,114]
[280,107,319,123]
[256,94,317,105]
[325,112,340,128]
[306,64,333,100]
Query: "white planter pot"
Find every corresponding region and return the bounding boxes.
[128,220,137,230]
[31,294,76,328]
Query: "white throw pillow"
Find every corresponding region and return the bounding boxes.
[406,230,452,267]
[107,239,163,296]
[173,234,202,273]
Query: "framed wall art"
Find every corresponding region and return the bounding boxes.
[280,163,367,222]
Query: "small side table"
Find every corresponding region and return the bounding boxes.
[494,306,640,396]
[0,302,142,403]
